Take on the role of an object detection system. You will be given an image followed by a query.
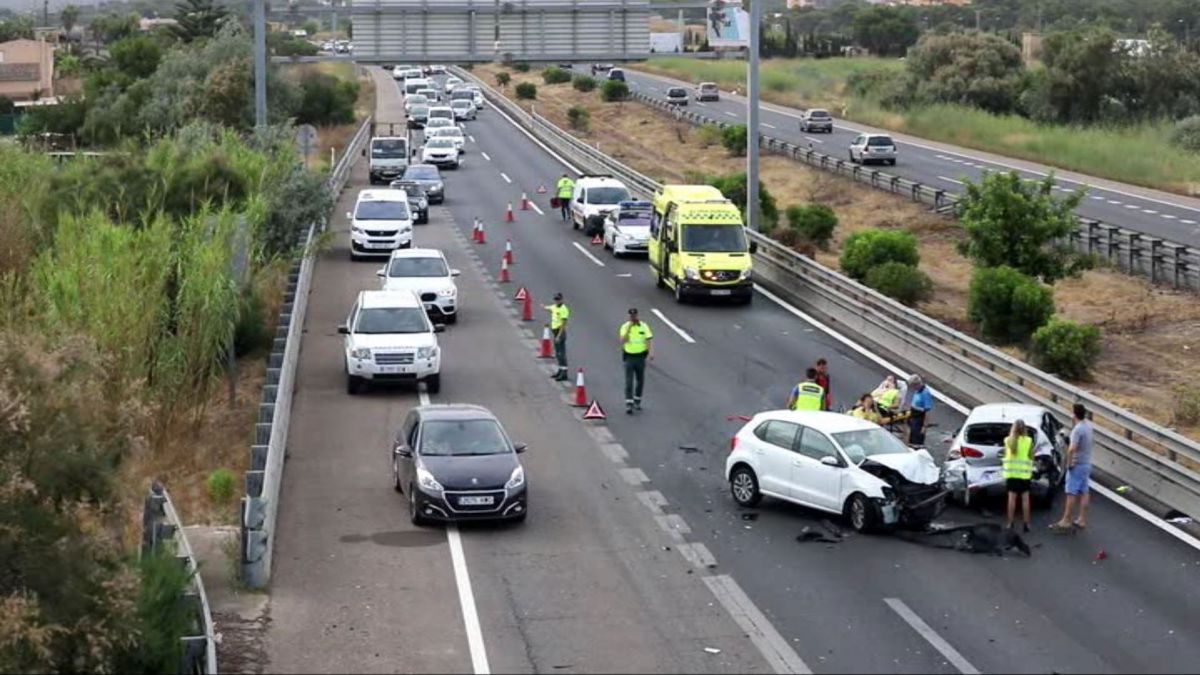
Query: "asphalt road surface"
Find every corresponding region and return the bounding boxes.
[607,66,1200,249]
[262,68,1200,674]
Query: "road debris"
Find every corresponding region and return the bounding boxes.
[704,647,722,655]
[1115,485,1133,494]
[679,444,701,454]
[796,526,841,544]
[741,512,759,521]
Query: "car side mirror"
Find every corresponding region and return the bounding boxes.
[361,149,366,157]
[346,211,353,220]
[337,325,350,335]
[434,324,446,333]
[749,241,758,254]
[514,442,527,454]
[451,269,461,277]
[394,445,412,458]
[820,455,841,468]
[376,269,386,277]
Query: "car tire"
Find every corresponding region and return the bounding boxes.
[889,159,897,166]
[729,466,762,507]
[739,292,753,306]
[673,281,685,304]
[845,493,881,533]
[425,373,442,395]
[347,374,364,395]
[393,461,403,493]
[848,151,857,164]
[445,313,458,325]
[408,485,429,526]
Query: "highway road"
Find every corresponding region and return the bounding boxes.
[262,68,1200,673]
[607,66,1200,249]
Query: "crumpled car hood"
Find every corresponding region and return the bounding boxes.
[862,449,939,485]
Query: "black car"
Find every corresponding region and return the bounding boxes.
[591,63,614,76]
[408,104,430,129]
[388,179,430,223]
[392,405,528,525]
[400,164,445,204]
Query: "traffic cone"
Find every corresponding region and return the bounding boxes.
[499,257,511,283]
[471,218,482,243]
[582,399,606,420]
[477,220,487,244]
[520,193,531,210]
[591,232,603,246]
[537,184,548,194]
[573,368,588,407]
[521,292,533,321]
[505,203,515,222]
[539,326,554,358]
[504,239,514,265]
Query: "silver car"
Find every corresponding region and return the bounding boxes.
[942,403,1067,508]
[849,133,897,166]
[666,86,689,106]
[799,108,834,133]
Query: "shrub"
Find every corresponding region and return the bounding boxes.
[572,74,597,92]
[206,468,237,505]
[567,105,590,131]
[600,79,629,102]
[839,229,920,281]
[495,71,511,87]
[515,82,537,100]
[295,70,358,126]
[695,123,723,147]
[785,203,838,249]
[708,172,778,229]
[513,62,531,72]
[542,67,571,84]
[721,124,747,156]
[967,266,1055,345]
[1174,384,1200,426]
[233,285,271,357]
[771,225,801,248]
[865,261,932,306]
[1171,115,1200,153]
[1029,318,1102,380]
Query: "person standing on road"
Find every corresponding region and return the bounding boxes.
[814,358,833,411]
[619,308,653,414]
[1053,403,1095,532]
[556,173,575,222]
[786,368,825,412]
[1003,419,1035,533]
[544,292,571,381]
[903,374,933,446]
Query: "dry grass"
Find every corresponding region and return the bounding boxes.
[479,63,1200,439]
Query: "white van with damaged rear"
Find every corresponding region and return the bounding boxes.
[348,189,414,260]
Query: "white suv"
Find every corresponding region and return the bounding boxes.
[377,248,460,324]
[348,189,414,260]
[340,290,443,395]
[569,175,632,233]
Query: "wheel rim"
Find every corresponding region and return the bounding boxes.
[732,472,754,503]
[850,497,865,529]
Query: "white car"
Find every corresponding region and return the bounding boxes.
[450,99,477,121]
[416,87,439,103]
[443,76,463,94]
[849,133,897,166]
[421,138,461,169]
[725,411,949,533]
[348,189,414,260]
[340,290,443,395]
[465,86,485,110]
[426,106,455,125]
[404,93,430,113]
[603,200,653,257]
[569,175,631,233]
[377,248,460,324]
[942,403,1067,507]
[403,77,431,96]
[392,65,408,80]
[426,126,465,154]
[422,117,455,135]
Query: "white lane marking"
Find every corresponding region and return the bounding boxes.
[1091,196,1105,201]
[1183,219,1198,225]
[1089,482,1200,551]
[1143,209,1159,215]
[885,598,978,675]
[723,111,739,118]
[469,135,476,143]
[529,201,544,215]
[762,122,777,129]
[938,176,964,186]
[615,272,633,278]
[571,241,606,267]
[696,102,708,107]
[448,525,491,675]
[704,575,812,674]
[803,136,824,145]
[481,151,491,161]
[1163,214,1177,219]
[650,308,696,344]
[500,172,512,184]
[1124,204,1140,209]
[1107,200,1122,205]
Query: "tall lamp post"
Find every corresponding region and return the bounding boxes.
[746,0,761,232]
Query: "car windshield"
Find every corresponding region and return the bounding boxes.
[808,109,831,119]
[868,136,895,147]
[371,140,406,158]
[405,166,440,180]
[406,95,428,105]
[354,307,428,334]
[355,201,410,220]
[585,186,630,205]
[411,105,430,116]
[452,91,473,100]
[668,88,686,96]
[420,419,511,457]
[426,119,452,128]
[681,224,747,252]
[417,90,437,98]
[390,182,426,198]
[700,84,717,91]
[452,100,472,108]
[426,139,455,149]
[388,257,448,278]
[436,129,464,139]
[617,210,652,227]
[833,428,911,464]
[429,109,453,119]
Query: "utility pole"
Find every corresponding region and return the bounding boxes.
[254,0,268,130]
[747,0,762,232]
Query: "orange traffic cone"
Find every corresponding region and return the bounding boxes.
[521,292,533,321]
[591,232,603,246]
[573,368,588,407]
[499,257,511,283]
[477,220,487,244]
[539,326,554,358]
[520,193,531,210]
[505,203,515,222]
[504,239,514,265]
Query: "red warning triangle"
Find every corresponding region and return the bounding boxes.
[582,399,606,420]
[513,286,528,301]
[536,184,548,194]
[591,233,603,246]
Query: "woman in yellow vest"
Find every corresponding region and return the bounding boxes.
[848,393,882,424]
[1004,419,1035,533]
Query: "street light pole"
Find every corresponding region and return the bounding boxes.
[747,0,762,232]
[254,0,268,130]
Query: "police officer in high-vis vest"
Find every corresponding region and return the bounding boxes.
[1003,418,1035,533]
[786,368,826,411]
[619,308,653,414]
[556,173,575,222]
[544,292,571,381]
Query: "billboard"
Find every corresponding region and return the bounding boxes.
[706,0,750,49]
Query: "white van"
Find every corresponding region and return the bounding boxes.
[367,136,410,184]
[404,77,432,96]
[348,189,414,260]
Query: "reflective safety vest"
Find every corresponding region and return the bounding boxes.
[791,382,825,411]
[557,177,575,199]
[875,388,900,410]
[620,320,653,354]
[547,303,570,331]
[1003,435,1034,480]
[849,407,881,424]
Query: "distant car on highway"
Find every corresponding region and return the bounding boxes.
[340,290,443,395]
[426,106,455,125]
[942,403,1067,508]
[666,87,689,106]
[603,200,653,257]
[421,137,461,169]
[416,87,439,103]
[391,404,528,525]
[725,411,947,533]
[799,108,834,133]
[401,164,445,203]
[404,93,430,114]
[387,179,430,223]
[607,68,626,82]
[695,82,719,102]
[348,189,414,259]
[466,86,485,110]
[849,133,898,166]
[450,88,477,111]
[426,126,466,155]
[450,98,477,121]
[443,76,463,95]
[377,248,460,325]
[334,40,352,54]
[366,135,410,185]
[422,117,456,137]
[403,77,431,96]
[408,104,430,129]
[591,63,614,76]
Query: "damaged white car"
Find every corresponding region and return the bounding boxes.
[726,411,956,533]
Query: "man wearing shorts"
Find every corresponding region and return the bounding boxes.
[1053,403,1094,531]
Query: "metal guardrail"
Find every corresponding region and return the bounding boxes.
[239,115,373,588]
[455,66,1200,520]
[629,90,1200,291]
[141,482,217,675]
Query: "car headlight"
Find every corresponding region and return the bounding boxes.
[505,466,525,490]
[429,184,443,193]
[684,267,700,280]
[417,466,444,492]
[350,347,371,360]
[417,346,437,359]
[437,287,456,297]
[740,268,753,280]
[418,200,428,209]
[351,225,365,234]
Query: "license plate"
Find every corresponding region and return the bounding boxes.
[459,496,494,506]
[379,365,411,373]
[710,289,732,296]
[367,242,394,249]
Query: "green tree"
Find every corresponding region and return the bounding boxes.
[901,31,1026,114]
[110,35,163,80]
[302,19,320,36]
[172,0,230,43]
[1029,318,1102,380]
[515,82,537,100]
[722,124,747,156]
[840,229,920,281]
[957,171,1086,282]
[852,5,920,57]
[0,16,35,42]
[784,203,837,249]
[865,261,933,306]
[89,13,139,44]
[967,266,1056,345]
[296,70,358,126]
[60,4,80,33]
[600,79,629,102]
[708,172,778,229]
[1022,26,1122,124]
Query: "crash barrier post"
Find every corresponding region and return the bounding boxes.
[239,116,372,589]
[449,65,1200,521]
[142,482,217,675]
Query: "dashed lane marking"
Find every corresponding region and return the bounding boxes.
[500,172,512,184]
[723,111,739,118]
[803,136,824,145]
[481,151,491,161]
[885,598,978,675]
[529,201,544,215]
[650,308,696,344]
[938,176,964,186]
[762,122,776,129]
[703,575,812,675]
[571,241,606,267]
